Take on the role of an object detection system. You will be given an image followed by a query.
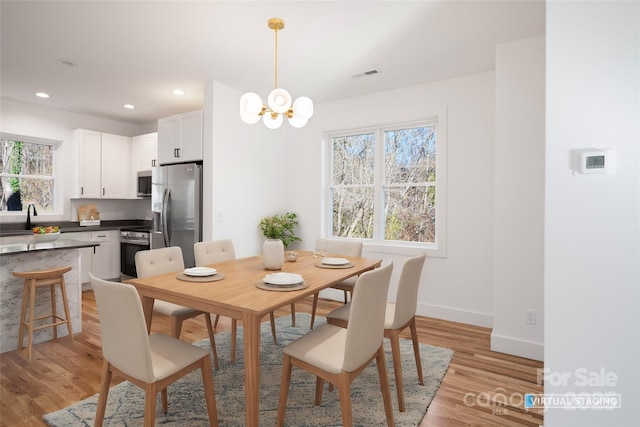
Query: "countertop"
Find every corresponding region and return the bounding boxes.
[0,239,100,256]
[0,220,152,237]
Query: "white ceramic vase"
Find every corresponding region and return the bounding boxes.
[263,238,284,270]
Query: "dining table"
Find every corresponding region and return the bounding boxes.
[127,250,381,426]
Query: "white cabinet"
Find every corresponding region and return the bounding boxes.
[59,230,121,283]
[74,129,132,199]
[157,109,203,165]
[132,132,158,171]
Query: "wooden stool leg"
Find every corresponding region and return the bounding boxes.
[27,279,36,361]
[58,276,74,340]
[50,284,58,340]
[18,280,29,353]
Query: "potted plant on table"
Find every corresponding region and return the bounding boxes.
[259,212,301,269]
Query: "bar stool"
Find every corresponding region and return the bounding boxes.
[12,266,74,360]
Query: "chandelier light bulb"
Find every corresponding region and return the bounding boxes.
[267,88,292,114]
[292,96,314,119]
[240,92,263,115]
[263,112,283,129]
[288,115,308,128]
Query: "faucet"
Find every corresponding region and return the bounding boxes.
[26,204,38,230]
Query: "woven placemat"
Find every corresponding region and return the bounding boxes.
[314,262,354,269]
[255,280,309,292]
[176,273,225,283]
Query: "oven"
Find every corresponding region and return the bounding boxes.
[120,228,150,278]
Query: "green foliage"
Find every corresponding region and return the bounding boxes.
[259,212,301,248]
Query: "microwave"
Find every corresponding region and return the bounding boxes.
[137,171,152,197]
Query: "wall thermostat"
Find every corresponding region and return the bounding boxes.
[574,149,615,175]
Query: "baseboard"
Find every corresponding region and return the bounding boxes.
[490,332,544,361]
[417,302,494,328]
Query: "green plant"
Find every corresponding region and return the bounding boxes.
[259,212,301,248]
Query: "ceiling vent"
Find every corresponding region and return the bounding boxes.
[351,69,380,79]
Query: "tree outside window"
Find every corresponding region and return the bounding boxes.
[328,119,444,248]
[0,139,54,212]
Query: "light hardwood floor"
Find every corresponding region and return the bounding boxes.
[0,291,544,427]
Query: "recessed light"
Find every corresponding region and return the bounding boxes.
[123,104,135,109]
[35,92,50,98]
[172,89,185,96]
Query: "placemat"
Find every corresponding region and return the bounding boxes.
[255,280,309,292]
[314,262,354,269]
[176,273,225,283]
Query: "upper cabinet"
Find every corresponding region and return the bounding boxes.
[157,109,203,165]
[132,132,158,170]
[73,129,132,199]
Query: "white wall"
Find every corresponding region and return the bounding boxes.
[546,1,640,426]
[282,72,497,326]
[0,98,151,223]
[492,36,545,361]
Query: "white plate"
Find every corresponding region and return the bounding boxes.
[264,272,303,286]
[184,267,217,277]
[322,257,350,266]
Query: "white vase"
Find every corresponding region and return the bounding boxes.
[263,239,284,270]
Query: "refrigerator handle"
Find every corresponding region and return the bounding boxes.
[162,188,171,247]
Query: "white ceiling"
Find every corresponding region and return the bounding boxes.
[0,1,545,125]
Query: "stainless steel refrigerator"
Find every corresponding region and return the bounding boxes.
[151,162,203,267]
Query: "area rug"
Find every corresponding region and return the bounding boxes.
[43,314,453,426]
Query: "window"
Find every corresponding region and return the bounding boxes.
[326,116,447,255]
[1,137,55,212]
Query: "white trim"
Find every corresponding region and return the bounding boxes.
[416,302,493,328]
[490,332,544,362]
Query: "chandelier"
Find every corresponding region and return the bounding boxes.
[239,18,313,129]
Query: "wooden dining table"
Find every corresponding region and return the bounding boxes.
[127,250,381,426]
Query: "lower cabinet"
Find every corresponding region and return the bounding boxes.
[60,230,121,285]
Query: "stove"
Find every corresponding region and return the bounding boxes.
[120,227,151,277]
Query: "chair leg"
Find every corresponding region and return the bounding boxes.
[388,329,406,412]
[170,316,183,339]
[50,284,58,339]
[314,377,324,405]
[18,280,28,353]
[95,360,112,427]
[310,293,319,329]
[343,290,348,304]
[290,303,296,326]
[161,388,168,413]
[410,318,424,385]
[270,312,277,345]
[276,354,293,427]
[204,314,219,370]
[144,383,157,427]
[337,373,353,427]
[27,280,36,361]
[376,347,395,427]
[200,354,219,427]
[58,276,74,340]
[213,314,220,329]
[230,319,237,364]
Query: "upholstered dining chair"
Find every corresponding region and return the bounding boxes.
[306,238,363,329]
[135,246,218,369]
[276,262,395,427]
[90,274,218,427]
[194,239,277,363]
[326,254,426,412]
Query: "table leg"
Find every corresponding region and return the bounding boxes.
[243,312,261,427]
[140,296,155,333]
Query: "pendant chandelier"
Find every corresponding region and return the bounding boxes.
[239,18,313,129]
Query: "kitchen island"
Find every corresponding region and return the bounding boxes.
[0,238,99,354]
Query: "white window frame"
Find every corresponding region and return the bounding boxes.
[0,132,62,218]
[324,110,447,258]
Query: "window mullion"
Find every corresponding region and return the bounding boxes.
[373,128,385,241]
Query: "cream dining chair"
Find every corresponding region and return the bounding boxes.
[135,246,218,369]
[90,274,218,427]
[194,239,277,364]
[326,254,426,412]
[306,238,363,329]
[276,262,395,427]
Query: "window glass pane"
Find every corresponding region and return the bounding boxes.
[332,187,374,239]
[1,139,54,212]
[384,126,436,184]
[384,185,435,243]
[332,133,375,185]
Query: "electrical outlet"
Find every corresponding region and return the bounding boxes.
[526,309,537,325]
